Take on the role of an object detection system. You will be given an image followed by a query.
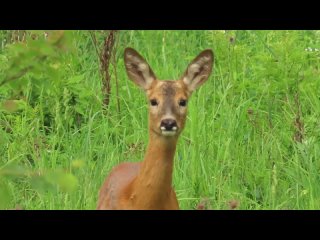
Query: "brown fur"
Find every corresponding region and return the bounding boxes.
[97,48,214,210]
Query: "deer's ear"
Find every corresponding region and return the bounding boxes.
[124,48,157,90]
[181,49,214,93]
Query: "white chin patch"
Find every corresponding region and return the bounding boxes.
[161,130,177,137]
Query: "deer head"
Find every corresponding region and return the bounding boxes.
[124,48,214,138]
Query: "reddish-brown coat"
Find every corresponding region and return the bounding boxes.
[97,48,213,210]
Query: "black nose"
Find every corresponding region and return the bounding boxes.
[161,119,177,131]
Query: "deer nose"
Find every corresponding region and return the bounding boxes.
[160,119,177,131]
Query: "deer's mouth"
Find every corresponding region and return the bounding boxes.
[160,126,178,136]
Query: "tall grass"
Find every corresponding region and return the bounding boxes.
[0,30,319,209]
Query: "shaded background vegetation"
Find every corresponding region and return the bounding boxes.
[0,30,319,209]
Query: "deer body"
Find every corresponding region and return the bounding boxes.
[97,48,214,210]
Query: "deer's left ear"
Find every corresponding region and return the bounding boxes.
[181,49,214,93]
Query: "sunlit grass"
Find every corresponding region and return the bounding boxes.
[1,30,320,209]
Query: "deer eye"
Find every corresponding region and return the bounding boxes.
[150,99,158,106]
[179,99,187,107]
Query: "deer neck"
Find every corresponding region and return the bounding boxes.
[131,130,178,207]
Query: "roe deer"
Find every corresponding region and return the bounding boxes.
[97,48,214,210]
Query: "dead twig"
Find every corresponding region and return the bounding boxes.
[293,92,304,143]
[89,30,119,114]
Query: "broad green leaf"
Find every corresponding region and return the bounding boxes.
[0,163,29,177]
[71,159,85,169]
[0,181,12,209]
[30,175,56,194]
[46,170,78,192]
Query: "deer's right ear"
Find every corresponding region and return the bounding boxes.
[124,48,156,90]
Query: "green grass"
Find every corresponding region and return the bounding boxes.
[1,30,320,209]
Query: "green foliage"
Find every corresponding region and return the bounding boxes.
[0,31,100,132]
[0,30,320,209]
[0,180,12,209]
